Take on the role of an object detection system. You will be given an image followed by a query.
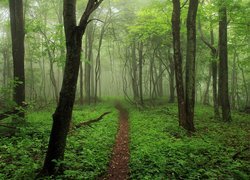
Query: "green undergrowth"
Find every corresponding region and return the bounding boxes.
[0,103,118,179]
[129,104,250,179]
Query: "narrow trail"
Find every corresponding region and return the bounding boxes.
[104,103,130,180]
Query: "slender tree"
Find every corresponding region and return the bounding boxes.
[40,0,104,176]
[172,0,186,126]
[138,41,144,105]
[218,0,232,122]
[185,0,198,132]
[9,0,25,120]
[198,16,220,118]
[172,0,198,132]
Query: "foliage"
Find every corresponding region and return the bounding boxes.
[0,103,118,179]
[128,104,250,179]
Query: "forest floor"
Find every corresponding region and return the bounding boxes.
[104,103,130,179]
[0,101,250,179]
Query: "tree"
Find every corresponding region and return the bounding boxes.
[40,0,104,176]
[185,0,199,132]
[172,0,186,127]
[172,0,198,132]
[198,1,220,118]
[9,0,25,120]
[218,0,232,122]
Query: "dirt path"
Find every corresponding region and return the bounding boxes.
[104,103,130,180]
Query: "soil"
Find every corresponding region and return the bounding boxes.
[103,103,130,180]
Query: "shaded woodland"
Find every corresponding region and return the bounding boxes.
[0,0,249,179]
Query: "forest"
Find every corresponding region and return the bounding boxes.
[0,0,249,179]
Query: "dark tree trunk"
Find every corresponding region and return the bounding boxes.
[40,0,103,176]
[172,0,186,126]
[185,0,198,132]
[218,1,231,122]
[9,0,25,120]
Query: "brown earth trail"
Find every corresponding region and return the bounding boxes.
[104,103,130,180]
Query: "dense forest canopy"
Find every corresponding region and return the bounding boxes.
[0,0,249,179]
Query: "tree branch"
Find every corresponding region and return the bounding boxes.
[198,17,217,54]
[75,111,111,128]
[180,0,188,9]
[78,0,104,30]
[87,18,104,25]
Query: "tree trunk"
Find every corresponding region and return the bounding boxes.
[158,62,163,97]
[85,23,94,104]
[94,13,108,103]
[40,0,103,176]
[203,66,211,105]
[198,18,219,118]
[47,53,59,104]
[79,61,84,105]
[231,49,237,109]
[138,41,144,105]
[9,0,25,120]
[218,1,231,121]
[29,58,36,101]
[172,0,186,126]
[185,0,198,132]
[131,41,139,101]
[168,49,175,103]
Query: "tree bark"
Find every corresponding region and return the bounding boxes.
[185,0,198,132]
[9,0,25,120]
[40,0,104,176]
[172,0,186,127]
[218,1,232,121]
